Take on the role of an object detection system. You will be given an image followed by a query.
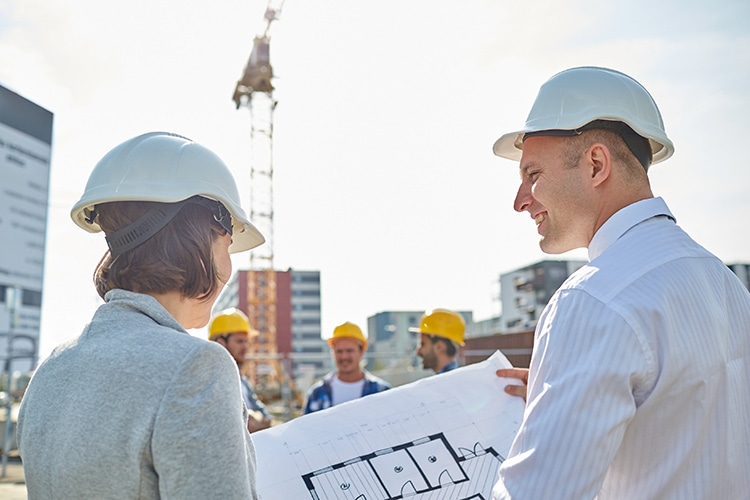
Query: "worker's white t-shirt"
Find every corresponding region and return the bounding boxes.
[330,375,365,406]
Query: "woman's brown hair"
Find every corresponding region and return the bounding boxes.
[93,200,227,300]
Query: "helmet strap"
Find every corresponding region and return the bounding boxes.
[104,196,232,257]
[105,202,184,257]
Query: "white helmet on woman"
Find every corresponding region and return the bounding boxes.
[71,132,264,253]
[493,66,674,167]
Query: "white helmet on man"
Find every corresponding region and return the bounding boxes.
[493,66,674,167]
[71,132,264,253]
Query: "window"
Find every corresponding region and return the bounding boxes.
[23,289,42,307]
[293,274,320,283]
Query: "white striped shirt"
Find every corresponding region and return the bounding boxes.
[493,197,750,499]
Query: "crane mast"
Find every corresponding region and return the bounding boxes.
[232,0,289,405]
[232,0,284,270]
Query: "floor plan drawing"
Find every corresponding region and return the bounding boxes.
[302,432,504,500]
[252,351,525,500]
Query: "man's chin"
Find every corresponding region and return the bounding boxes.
[540,239,564,255]
[540,236,586,255]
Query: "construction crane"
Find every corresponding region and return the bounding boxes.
[232,0,299,413]
[232,0,285,271]
[232,0,284,108]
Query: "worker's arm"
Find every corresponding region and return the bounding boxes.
[493,291,649,499]
[247,409,271,433]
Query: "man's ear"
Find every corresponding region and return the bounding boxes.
[586,142,612,187]
[433,339,447,356]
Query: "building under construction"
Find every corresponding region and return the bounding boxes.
[213,269,327,415]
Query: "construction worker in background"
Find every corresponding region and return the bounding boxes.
[303,322,391,414]
[412,308,465,374]
[209,308,272,433]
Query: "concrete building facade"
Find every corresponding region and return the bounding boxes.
[499,260,586,332]
[214,268,326,396]
[728,263,750,290]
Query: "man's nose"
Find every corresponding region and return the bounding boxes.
[514,183,532,213]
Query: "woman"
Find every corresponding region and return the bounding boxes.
[17,132,264,499]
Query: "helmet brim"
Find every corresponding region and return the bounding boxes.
[492,126,674,166]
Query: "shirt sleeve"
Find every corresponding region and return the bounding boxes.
[494,289,651,499]
[152,342,258,499]
[303,380,330,414]
[243,378,272,420]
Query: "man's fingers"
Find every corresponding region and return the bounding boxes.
[504,384,528,402]
[496,368,529,383]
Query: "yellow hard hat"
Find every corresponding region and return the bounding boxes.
[209,308,251,340]
[327,322,367,350]
[409,309,465,346]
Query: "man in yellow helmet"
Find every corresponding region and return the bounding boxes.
[302,322,391,414]
[411,309,465,374]
[209,308,272,433]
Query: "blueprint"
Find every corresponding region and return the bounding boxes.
[252,351,525,499]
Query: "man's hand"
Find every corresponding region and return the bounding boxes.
[496,367,529,402]
[247,410,272,433]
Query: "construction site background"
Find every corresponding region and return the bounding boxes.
[242,328,534,423]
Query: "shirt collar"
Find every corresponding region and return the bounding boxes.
[437,360,458,374]
[588,197,675,261]
[103,289,187,333]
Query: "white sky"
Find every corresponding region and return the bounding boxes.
[1,0,748,361]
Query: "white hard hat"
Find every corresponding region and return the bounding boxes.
[493,66,674,166]
[71,132,264,253]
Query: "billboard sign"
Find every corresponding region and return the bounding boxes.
[0,84,53,370]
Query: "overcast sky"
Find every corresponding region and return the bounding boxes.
[2,0,748,361]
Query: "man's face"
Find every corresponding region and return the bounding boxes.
[416,334,438,371]
[332,338,364,377]
[219,332,249,366]
[514,135,595,254]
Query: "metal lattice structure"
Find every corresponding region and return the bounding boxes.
[232,0,288,400]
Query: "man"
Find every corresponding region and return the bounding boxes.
[303,322,391,414]
[209,308,272,433]
[491,66,750,499]
[412,308,465,374]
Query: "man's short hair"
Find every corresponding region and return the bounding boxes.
[562,126,647,177]
[429,335,457,357]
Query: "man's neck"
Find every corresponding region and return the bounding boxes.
[336,370,365,383]
[434,357,456,374]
